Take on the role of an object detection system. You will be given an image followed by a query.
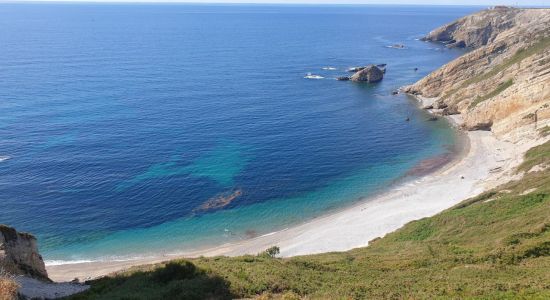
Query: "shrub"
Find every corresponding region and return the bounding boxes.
[153,260,197,283]
[281,291,301,300]
[265,246,280,258]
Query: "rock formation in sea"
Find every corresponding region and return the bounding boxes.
[350,65,384,83]
[405,7,550,141]
[0,224,49,281]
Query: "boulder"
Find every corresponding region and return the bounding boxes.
[0,225,49,281]
[350,65,384,83]
[337,76,350,81]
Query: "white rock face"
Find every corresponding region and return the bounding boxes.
[405,8,550,142]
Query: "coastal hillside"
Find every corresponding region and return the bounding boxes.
[405,7,550,141]
[68,140,550,299]
[66,8,550,300]
[3,7,550,300]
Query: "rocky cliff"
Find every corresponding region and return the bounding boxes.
[405,7,550,142]
[0,225,49,282]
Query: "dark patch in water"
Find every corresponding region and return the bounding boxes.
[194,189,243,213]
[406,152,454,177]
[244,230,258,239]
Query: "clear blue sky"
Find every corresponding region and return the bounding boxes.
[8,0,549,5]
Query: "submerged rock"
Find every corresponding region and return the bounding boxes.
[350,65,384,83]
[194,189,243,213]
[337,76,350,81]
[388,44,405,49]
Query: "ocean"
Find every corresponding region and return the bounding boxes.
[0,3,478,263]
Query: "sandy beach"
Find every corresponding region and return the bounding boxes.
[47,110,537,282]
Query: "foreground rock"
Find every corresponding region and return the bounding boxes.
[0,225,48,281]
[350,65,384,83]
[1,225,90,299]
[15,276,89,300]
[405,7,550,140]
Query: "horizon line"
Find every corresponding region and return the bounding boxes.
[0,0,546,7]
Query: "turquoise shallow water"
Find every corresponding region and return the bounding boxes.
[0,3,476,263]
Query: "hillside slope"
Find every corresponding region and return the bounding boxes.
[405,7,550,141]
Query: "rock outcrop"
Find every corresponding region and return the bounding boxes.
[0,225,49,281]
[350,65,384,83]
[405,7,550,141]
[421,6,521,48]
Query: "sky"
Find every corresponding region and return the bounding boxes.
[5,0,549,5]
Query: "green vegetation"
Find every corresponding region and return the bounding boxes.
[264,246,280,258]
[70,142,550,300]
[517,140,550,173]
[469,79,514,109]
[539,126,550,137]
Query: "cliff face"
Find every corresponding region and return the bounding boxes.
[406,7,550,141]
[0,225,49,281]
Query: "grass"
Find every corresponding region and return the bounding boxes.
[517,140,550,173]
[469,79,514,109]
[539,126,550,137]
[69,142,550,300]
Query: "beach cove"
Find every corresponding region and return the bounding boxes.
[3,5,549,299]
[0,3,482,267]
[47,96,539,281]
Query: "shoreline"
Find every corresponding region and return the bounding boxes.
[44,123,464,265]
[48,109,523,282]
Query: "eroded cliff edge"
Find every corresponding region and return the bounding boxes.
[0,224,49,281]
[405,7,550,142]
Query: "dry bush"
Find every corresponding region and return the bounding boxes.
[0,268,19,300]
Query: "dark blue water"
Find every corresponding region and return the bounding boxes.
[0,3,476,263]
